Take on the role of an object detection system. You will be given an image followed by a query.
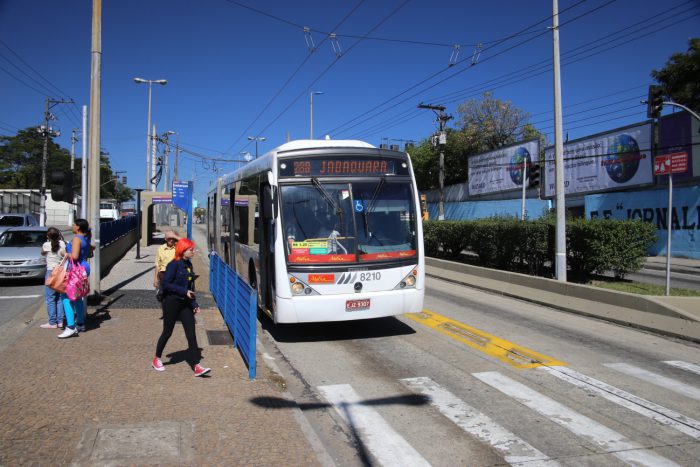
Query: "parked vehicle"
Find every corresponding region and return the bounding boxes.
[0,213,39,237]
[0,226,48,280]
[99,202,120,222]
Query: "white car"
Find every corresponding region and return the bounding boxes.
[99,202,120,223]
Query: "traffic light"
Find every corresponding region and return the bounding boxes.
[646,85,664,119]
[50,170,73,202]
[529,162,540,188]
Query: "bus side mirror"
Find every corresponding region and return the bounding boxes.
[262,185,277,220]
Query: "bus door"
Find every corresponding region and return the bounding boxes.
[259,182,276,315]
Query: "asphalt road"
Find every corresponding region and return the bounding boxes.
[259,276,700,466]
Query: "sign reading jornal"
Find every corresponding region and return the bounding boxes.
[544,123,653,198]
[468,139,540,196]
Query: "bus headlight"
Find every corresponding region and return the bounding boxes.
[394,269,417,289]
[291,282,305,295]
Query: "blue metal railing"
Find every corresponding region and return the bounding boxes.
[100,216,138,247]
[209,252,257,379]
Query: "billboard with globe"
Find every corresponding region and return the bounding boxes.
[543,123,653,198]
[468,139,540,196]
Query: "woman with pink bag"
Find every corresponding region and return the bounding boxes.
[58,219,92,339]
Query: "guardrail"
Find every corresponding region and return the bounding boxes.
[100,216,137,247]
[209,252,257,379]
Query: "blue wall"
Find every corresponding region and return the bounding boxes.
[427,198,551,221]
[585,186,699,259]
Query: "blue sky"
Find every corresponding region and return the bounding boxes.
[1,0,698,203]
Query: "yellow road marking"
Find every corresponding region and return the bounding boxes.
[405,309,567,369]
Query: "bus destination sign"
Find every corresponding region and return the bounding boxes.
[280,157,407,177]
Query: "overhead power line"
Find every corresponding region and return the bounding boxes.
[224,0,366,155]
[344,1,696,140]
[245,0,411,151]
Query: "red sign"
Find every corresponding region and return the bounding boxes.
[346,299,370,311]
[654,152,688,175]
[308,274,335,284]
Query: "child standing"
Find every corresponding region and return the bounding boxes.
[40,227,66,329]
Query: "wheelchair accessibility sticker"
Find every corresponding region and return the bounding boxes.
[355,200,364,212]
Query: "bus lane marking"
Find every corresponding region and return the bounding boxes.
[473,371,680,467]
[405,309,567,369]
[317,384,431,467]
[401,376,559,466]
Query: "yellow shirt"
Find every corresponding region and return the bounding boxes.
[155,244,177,272]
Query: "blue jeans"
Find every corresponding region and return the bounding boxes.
[61,295,85,328]
[45,270,65,326]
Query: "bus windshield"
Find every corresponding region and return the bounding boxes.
[281,180,417,264]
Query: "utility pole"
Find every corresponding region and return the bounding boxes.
[40,97,73,226]
[88,0,103,301]
[151,123,157,190]
[69,129,78,225]
[418,103,452,221]
[81,105,88,219]
[552,0,567,282]
[174,132,179,181]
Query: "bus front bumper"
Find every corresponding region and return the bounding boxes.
[274,288,424,323]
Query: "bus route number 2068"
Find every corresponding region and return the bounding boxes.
[359,272,381,281]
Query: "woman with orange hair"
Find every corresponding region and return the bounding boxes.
[152,238,210,377]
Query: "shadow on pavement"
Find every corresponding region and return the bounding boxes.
[251,393,429,466]
[260,314,417,343]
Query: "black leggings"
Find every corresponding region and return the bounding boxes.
[156,295,200,368]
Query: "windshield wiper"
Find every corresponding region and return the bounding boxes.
[366,177,386,215]
[311,178,345,240]
[311,178,342,216]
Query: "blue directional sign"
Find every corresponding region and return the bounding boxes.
[172,180,194,239]
[172,181,191,212]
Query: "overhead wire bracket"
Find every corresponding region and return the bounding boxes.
[304,27,316,52]
[471,42,483,66]
[448,44,461,67]
[330,33,343,58]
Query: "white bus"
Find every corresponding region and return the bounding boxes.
[207,139,424,323]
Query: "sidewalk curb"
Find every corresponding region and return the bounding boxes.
[256,336,337,467]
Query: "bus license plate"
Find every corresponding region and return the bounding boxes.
[346,299,370,311]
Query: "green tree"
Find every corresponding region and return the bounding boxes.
[411,93,544,191]
[651,38,700,112]
[0,127,71,189]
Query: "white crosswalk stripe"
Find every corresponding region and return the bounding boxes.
[540,366,700,439]
[401,376,559,466]
[473,371,680,467]
[663,360,700,376]
[605,362,700,401]
[317,384,431,467]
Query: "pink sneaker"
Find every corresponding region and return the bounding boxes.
[193,364,210,377]
[151,357,165,372]
[40,323,59,329]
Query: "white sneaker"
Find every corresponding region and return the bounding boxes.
[58,327,77,339]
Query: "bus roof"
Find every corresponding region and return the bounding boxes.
[274,139,375,152]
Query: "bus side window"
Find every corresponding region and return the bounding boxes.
[234,201,248,245]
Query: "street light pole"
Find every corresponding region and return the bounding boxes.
[247,136,266,159]
[310,91,323,139]
[134,77,167,190]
